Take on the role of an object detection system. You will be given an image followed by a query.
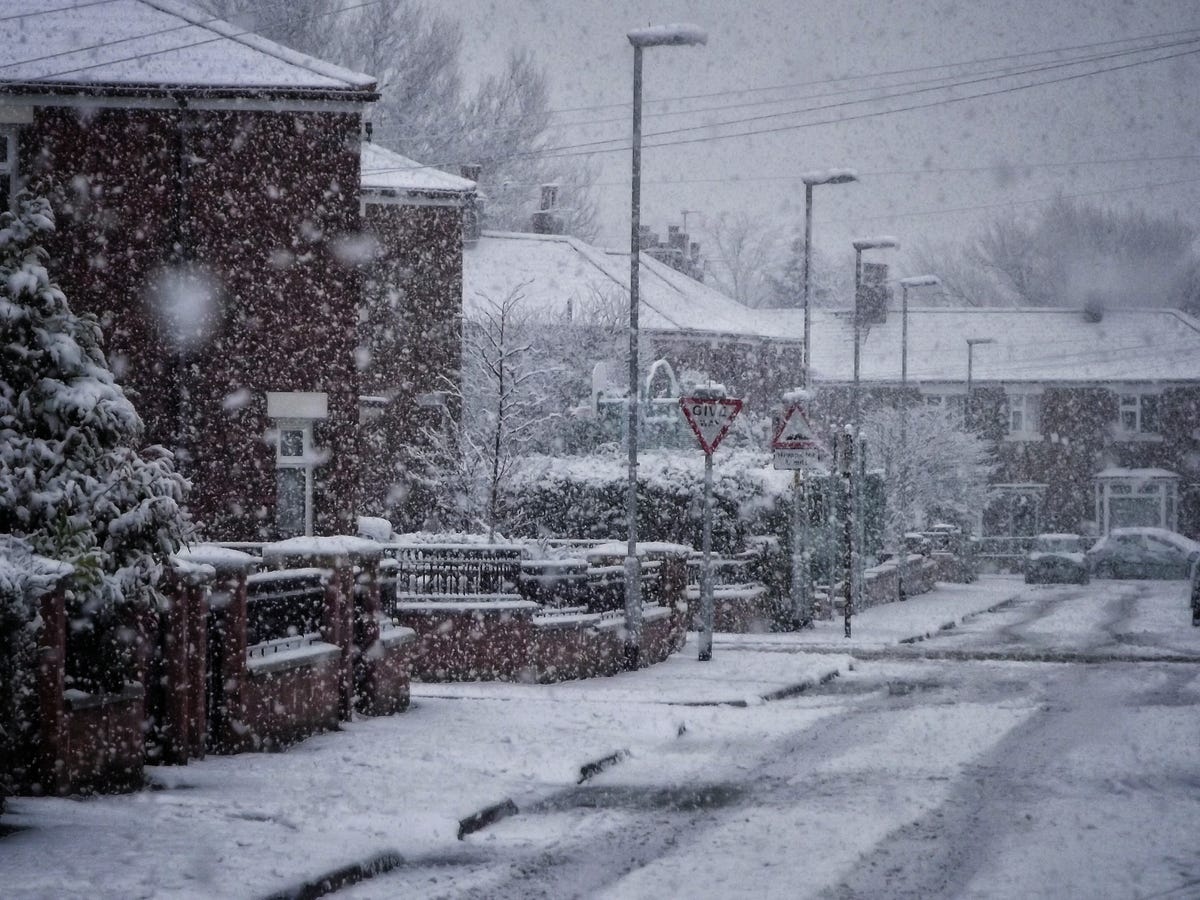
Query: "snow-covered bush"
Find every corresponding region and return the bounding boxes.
[0,536,72,807]
[0,194,190,693]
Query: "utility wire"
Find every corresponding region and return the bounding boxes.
[0,0,119,24]
[365,40,1200,177]
[383,34,1200,143]
[543,25,1200,115]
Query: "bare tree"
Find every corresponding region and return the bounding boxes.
[862,404,997,543]
[701,210,783,307]
[916,196,1200,309]
[421,287,558,539]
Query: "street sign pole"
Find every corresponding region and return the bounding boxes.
[773,394,824,629]
[698,448,715,661]
[678,392,744,663]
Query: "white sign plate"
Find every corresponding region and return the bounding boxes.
[773,447,822,470]
[679,397,744,455]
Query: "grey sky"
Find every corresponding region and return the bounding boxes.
[442,0,1200,267]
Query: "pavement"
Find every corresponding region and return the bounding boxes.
[2,576,1027,900]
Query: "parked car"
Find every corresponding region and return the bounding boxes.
[1024,534,1090,584]
[1087,527,1200,580]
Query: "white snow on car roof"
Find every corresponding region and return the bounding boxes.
[0,0,375,92]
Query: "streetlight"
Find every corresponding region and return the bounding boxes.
[897,275,939,601]
[790,168,857,629]
[848,236,898,634]
[965,337,996,430]
[625,24,706,671]
[801,169,857,386]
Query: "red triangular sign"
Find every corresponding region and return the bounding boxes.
[679,397,743,454]
[772,403,819,450]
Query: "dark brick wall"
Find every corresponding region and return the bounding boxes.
[24,104,365,540]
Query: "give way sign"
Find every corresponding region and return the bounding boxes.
[679,396,744,455]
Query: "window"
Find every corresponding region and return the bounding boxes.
[1116,392,1160,437]
[921,391,965,425]
[1095,469,1179,533]
[0,128,17,209]
[1006,391,1041,439]
[274,422,314,538]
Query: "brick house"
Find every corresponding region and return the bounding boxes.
[357,142,475,523]
[804,306,1200,539]
[0,0,378,541]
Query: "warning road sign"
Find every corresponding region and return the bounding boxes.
[679,396,743,455]
[772,403,821,451]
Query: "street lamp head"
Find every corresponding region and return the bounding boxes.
[900,275,940,288]
[966,337,997,347]
[628,24,708,47]
[801,168,859,187]
[852,236,899,252]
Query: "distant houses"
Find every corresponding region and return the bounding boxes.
[463,231,1200,540]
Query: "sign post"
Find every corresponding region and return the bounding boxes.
[772,393,825,628]
[679,391,743,661]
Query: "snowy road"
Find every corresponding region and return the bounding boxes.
[349,580,1200,900]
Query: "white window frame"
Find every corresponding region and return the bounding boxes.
[274,420,315,537]
[1094,473,1179,534]
[1004,387,1043,441]
[918,385,965,425]
[1113,388,1163,441]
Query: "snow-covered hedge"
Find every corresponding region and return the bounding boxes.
[502,449,791,554]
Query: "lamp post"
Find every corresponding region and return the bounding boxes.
[790,169,857,629]
[965,337,996,430]
[897,275,939,601]
[625,24,706,670]
[848,236,898,633]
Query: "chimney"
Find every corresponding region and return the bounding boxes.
[856,261,891,325]
[459,164,482,244]
[531,182,562,234]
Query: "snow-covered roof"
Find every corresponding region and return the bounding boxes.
[0,0,376,96]
[463,231,797,342]
[360,142,474,197]
[805,307,1200,384]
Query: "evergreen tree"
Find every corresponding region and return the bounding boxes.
[0,195,190,693]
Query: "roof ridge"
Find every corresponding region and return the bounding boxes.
[87,0,375,90]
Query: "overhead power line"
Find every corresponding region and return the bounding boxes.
[542,24,1200,115]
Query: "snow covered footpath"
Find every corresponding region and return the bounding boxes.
[1,579,1020,899]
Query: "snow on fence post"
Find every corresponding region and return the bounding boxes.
[263,537,383,723]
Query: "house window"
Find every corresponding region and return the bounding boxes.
[1006,391,1041,440]
[275,422,314,538]
[921,391,964,424]
[1117,392,1160,436]
[1095,468,1179,533]
[0,128,17,209]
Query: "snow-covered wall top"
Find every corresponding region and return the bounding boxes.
[360,142,475,196]
[0,0,376,93]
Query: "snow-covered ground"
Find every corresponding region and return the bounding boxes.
[5,576,1198,899]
